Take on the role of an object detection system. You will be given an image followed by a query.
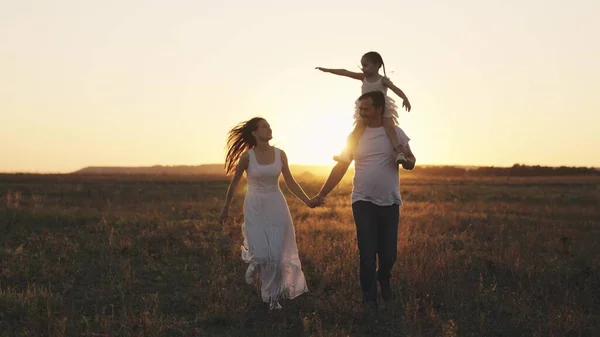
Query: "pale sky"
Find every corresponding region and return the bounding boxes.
[1,0,599,173]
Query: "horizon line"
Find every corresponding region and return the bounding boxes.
[1,162,599,175]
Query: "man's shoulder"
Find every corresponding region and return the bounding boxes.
[394,126,410,143]
[362,126,409,142]
[363,126,386,136]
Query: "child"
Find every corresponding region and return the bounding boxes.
[316,51,413,166]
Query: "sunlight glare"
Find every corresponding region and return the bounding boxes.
[283,113,352,165]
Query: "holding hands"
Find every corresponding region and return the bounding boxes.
[306,194,325,209]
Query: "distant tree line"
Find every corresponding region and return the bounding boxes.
[407,164,599,177]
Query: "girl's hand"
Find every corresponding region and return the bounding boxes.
[402,100,411,112]
[315,67,326,72]
[218,208,229,224]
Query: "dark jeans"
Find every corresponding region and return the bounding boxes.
[351,200,400,302]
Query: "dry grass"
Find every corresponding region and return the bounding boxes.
[0,174,598,336]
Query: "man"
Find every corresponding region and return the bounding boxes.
[311,90,415,306]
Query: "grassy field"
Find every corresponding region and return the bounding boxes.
[0,173,598,336]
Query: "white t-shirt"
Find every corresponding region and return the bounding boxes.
[351,126,410,206]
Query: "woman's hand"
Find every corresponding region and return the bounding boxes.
[218,207,229,224]
[306,195,325,208]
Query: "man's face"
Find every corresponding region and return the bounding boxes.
[357,97,381,121]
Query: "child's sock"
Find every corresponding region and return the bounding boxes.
[394,145,408,165]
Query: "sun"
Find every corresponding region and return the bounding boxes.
[275,114,354,166]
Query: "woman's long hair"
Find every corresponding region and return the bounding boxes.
[224,117,265,175]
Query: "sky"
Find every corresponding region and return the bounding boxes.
[1,0,599,173]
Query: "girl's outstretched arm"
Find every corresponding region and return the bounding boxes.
[315,67,364,80]
[382,77,411,112]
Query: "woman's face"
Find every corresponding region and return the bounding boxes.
[252,119,272,141]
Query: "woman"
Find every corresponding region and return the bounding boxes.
[219,117,313,310]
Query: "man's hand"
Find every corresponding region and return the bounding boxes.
[307,195,325,208]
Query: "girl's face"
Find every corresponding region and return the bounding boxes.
[360,56,380,76]
[252,119,272,141]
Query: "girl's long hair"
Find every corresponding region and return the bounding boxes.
[224,117,264,175]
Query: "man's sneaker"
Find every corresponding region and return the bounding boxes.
[396,152,408,165]
[380,280,393,301]
[245,263,256,285]
[361,300,378,321]
[402,157,416,171]
[333,152,351,163]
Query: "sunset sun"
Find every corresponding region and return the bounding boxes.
[277,113,352,166]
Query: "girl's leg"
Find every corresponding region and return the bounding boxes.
[383,117,408,165]
[402,143,417,170]
[334,120,367,162]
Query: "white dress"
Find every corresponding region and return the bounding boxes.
[353,76,399,125]
[240,147,308,302]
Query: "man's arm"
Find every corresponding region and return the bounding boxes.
[317,161,351,200]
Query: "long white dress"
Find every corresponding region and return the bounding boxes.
[240,147,308,302]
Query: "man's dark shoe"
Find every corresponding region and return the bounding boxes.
[379,280,393,301]
[361,299,378,321]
